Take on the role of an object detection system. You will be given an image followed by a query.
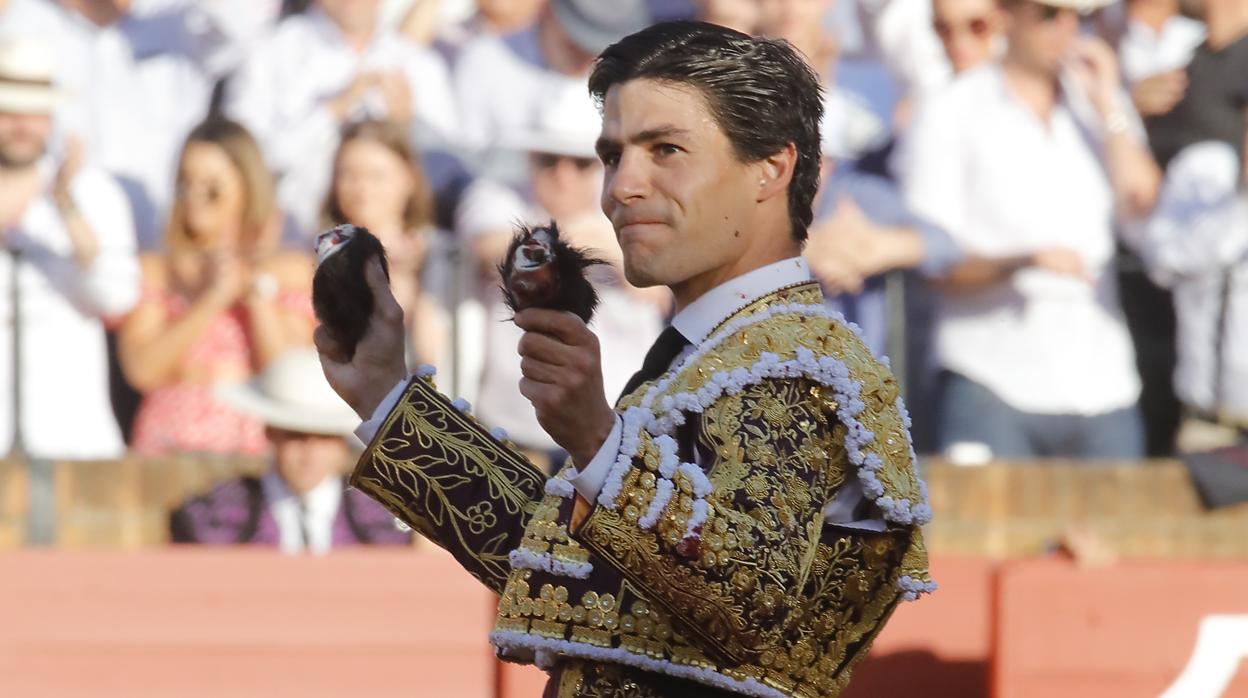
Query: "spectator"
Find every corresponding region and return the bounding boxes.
[227,0,458,237]
[170,348,411,551]
[1146,0,1248,169]
[430,0,548,63]
[458,84,665,473]
[1121,0,1243,456]
[1129,142,1248,451]
[119,119,314,456]
[752,0,894,169]
[1118,0,1205,119]
[322,119,448,368]
[932,0,1005,74]
[693,0,759,32]
[450,0,649,153]
[0,37,140,460]
[805,135,962,357]
[903,0,1161,459]
[2,0,251,249]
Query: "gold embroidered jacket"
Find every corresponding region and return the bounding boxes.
[351,282,934,698]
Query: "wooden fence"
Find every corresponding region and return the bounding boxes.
[2,456,1247,557]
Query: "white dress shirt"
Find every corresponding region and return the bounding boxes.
[903,64,1142,415]
[358,257,884,531]
[261,471,343,555]
[226,9,458,236]
[0,162,140,459]
[1127,141,1248,423]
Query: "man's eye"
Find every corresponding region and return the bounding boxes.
[655,143,681,157]
[600,152,620,167]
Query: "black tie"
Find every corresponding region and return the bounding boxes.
[618,325,691,402]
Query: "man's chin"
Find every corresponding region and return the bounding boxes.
[622,263,663,289]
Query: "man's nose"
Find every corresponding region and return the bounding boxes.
[606,150,649,206]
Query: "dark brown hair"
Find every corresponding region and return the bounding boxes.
[588,21,825,242]
[322,120,434,233]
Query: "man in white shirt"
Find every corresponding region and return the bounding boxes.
[903,0,1161,459]
[316,22,933,696]
[227,0,458,237]
[0,37,139,460]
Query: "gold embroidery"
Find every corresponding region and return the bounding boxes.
[351,376,546,593]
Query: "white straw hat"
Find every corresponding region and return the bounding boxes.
[217,348,360,436]
[502,82,602,159]
[0,37,63,115]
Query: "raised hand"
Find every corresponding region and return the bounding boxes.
[314,257,408,419]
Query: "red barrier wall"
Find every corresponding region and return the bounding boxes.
[0,549,496,698]
[5,551,1247,698]
[995,558,1248,698]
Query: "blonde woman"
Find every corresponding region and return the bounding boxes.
[120,119,314,455]
[322,119,447,368]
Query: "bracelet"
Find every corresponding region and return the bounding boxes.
[1103,110,1130,137]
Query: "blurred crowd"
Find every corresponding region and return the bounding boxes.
[1,0,1247,550]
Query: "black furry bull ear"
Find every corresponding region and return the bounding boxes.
[499,221,607,324]
[312,224,390,361]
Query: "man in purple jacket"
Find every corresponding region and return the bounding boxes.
[170,348,410,552]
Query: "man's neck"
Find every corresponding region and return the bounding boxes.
[1207,1,1248,51]
[1127,0,1179,33]
[670,244,801,314]
[1000,57,1060,121]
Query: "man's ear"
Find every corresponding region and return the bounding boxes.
[756,143,797,203]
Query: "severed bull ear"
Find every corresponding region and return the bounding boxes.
[312,224,390,361]
[498,221,607,324]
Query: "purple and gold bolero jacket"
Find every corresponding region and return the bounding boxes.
[351,282,935,698]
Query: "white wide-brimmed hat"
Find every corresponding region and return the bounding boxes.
[217,348,360,437]
[0,37,63,115]
[502,81,602,160]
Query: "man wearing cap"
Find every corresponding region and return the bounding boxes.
[0,36,139,460]
[902,0,1162,460]
[460,83,666,474]
[320,21,933,697]
[170,348,410,552]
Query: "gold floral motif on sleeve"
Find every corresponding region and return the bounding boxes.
[352,376,547,594]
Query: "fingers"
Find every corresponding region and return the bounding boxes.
[519,356,562,384]
[513,308,593,346]
[516,330,576,367]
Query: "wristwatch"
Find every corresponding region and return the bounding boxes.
[250,271,279,301]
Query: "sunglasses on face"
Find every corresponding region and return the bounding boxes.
[933,16,992,39]
[1028,1,1082,22]
[176,180,223,203]
[533,153,598,171]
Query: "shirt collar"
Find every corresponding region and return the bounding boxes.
[261,469,342,516]
[671,256,812,344]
